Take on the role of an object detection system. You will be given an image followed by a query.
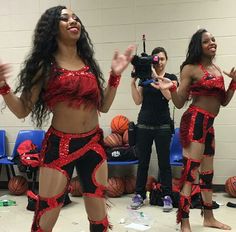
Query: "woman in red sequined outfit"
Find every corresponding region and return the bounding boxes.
[0,6,134,232]
[156,29,236,232]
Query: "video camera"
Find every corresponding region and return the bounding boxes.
[131,35,159,86]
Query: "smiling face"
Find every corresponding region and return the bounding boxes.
[58,8,81,42]
[201,32,217,58]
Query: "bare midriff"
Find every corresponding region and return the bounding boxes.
[191,95,221,116]
[51,102,99,133]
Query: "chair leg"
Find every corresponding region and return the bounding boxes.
[6,165,11,181]
[10,165,16,177]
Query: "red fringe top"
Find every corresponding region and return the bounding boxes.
[43,64,101,110]
[189,64,225,102]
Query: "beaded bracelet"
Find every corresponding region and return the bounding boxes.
[108,72,121,88]
[229,80,236,91]
[0,83,11,95]
[169,82,177,92]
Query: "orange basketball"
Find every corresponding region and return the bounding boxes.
[70,177,83,197]
[104,133,123,148]
[106,177,125,197]
[225,176,236,197]
[8,175,28,195]
[146,176,157,192]
[123,129,129,145]
[111,115,130,135]
[124,175,136,194]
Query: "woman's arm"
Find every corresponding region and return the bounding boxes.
[0,63,43,118]
[131,78,143,105]
[222,67,236,106]
[156,65,192,109]
[99,45,135,113]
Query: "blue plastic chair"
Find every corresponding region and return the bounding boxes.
[0,130,16,180]
[107,160,138,166]
[0,130,6,159]
[169,128,183,166]
[0,130,45,181]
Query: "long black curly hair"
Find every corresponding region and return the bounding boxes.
[180,28,208,71]
[15,5,105,128]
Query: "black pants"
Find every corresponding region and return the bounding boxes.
[135,125,172,199]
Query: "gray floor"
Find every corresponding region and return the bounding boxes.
[0,190,236,232]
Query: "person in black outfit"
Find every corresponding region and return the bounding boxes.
[130,47,178,212]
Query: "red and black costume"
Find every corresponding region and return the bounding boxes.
[31,64,109,232]
[177,64,225,224]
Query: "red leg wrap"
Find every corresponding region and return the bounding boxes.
[31,191,65,232]
[180,157,201,187]
[89,215,112,232]
[177,194,191,224]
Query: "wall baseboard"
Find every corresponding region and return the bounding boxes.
[0,181,38,190]
[0,181,225,192]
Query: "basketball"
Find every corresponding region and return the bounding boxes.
[104,133,123,148]
[225,176,236,197]
[70,177,83,197]
[8,175,28,195]
[146,176,157,192]
[123,129,129,145]
[111,115,130,135]
[106,177,125,197]
[124,175,136,194]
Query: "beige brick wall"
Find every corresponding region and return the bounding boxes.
[0,0,236,184]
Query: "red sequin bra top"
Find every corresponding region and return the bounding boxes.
[189,64,225,101]
[43,64,101,110]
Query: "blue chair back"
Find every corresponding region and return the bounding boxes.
[170,128,183,166]
[11,130,45,158]
[107,160,138,166]
[0,130,6,158]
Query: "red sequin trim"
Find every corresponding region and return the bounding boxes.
[40,126,106,169]
[180,105,216,148]
[0,83,10,95]
[44,64,101,110]
[189,64,226,101]
[108,72,121,88]
[169,81,177,92]
[229,80,236,91]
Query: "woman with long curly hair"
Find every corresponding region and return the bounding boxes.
[156,29,235,231]
[0,5,134,232]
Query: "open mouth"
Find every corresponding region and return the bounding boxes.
[68,27,79,33]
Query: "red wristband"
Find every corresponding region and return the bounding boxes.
[0,83,11,95]
[108,72,121,88]
[229,80,236,91]
[169,82,177,92]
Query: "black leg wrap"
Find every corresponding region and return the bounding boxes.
[199,170,213,191]
[89,215,111,232]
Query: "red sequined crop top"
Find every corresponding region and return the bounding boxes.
[189,64,225,101]
[43,64,101,110]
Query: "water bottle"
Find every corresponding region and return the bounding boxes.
[128,121,136,146]
[0,199,16,207]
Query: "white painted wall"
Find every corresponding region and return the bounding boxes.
[0,0,236,184]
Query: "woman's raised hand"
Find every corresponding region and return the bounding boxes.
[152,75,174,90]
[0,63,10,85]
[223,67,236,82]
[111,45,136,76]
